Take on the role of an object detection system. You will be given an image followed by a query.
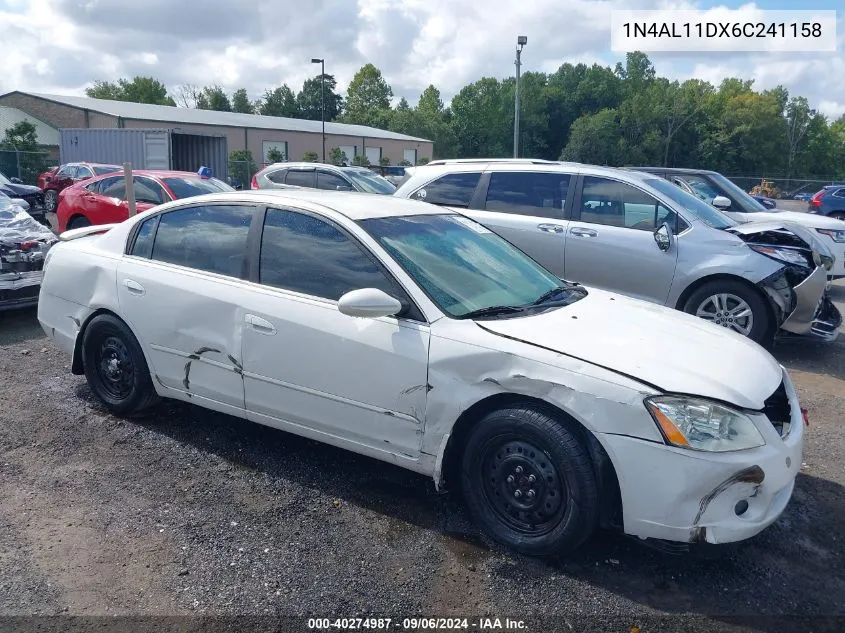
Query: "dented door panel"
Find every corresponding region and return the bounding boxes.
[240,286,430,457]
[117,258,246,409]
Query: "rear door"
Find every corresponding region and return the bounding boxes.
[316,169,354,191]
[285,168,316,189]
[461,171,572,276]
[564,175,679,303]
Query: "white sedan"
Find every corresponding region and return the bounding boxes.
[38,190,804,555]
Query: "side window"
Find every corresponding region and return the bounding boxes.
[485,172,571,218]
[65,166,78,179]
[150,205,254,278]
[85,179,103,193]
[285,170,315,188]
[675,175,724,207]
[317,170,352,191]
[834,188,845,199]
[259,208,400,303]
[411,173,480,207]
[55,166,71,179]
[130,215,159,258]
[76,166,94,179]
[133,177,166,204]
[100,177,126,199]
[266,169,288,184]
[579,177,678,232]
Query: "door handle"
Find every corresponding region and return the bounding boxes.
[245,313,276,335]
[122,279,145,295]
[570,227,598,237]
[537,223,565,233]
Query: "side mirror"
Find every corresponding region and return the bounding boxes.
[337,288,402,319]
[712,195,731,210]
[10,177,23,184]
[653,223,673,252]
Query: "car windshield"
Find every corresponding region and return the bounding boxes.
[709,173,772,213]
[645,178,737,229]
[162,176,234,199]
[360,214,586,318]
[344,169,396,194]
[93,165,121,175]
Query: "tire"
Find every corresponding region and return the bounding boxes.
[68,216,92,230]
[460,406,599,556]
[81,314,158,415]
[682,279,772,346]
[44,189,58,212]
[830,212,845,221]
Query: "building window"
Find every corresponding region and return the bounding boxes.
[263,141,288,165]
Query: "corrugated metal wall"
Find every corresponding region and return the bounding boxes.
[59,129,228,178]
[171,133,228,180]
[60,128,169,168]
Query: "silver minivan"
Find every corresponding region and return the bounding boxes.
[394,162,840,346]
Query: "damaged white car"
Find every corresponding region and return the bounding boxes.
[38,190,804,555]
[1,196,57,311]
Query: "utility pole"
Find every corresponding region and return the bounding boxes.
[513,36,527,158]
[311,58,326,162]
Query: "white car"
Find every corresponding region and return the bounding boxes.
[38,190,804,555]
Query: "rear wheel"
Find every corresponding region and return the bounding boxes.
[683,279,772,346]
[44,189,58,212]
[67,215,91,230]
[830,211,845,221]
[82,314,158,415]
[460,406,599,556]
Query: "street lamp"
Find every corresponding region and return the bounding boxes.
[311,57,326,162]
[513,35,527,158]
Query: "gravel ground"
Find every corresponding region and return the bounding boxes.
[0,281,843,633]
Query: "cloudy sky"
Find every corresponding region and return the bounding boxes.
[0,0,843,118]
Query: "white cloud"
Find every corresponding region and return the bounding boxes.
[0,0,842,118]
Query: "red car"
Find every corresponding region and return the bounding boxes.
[56,170,234,232]
[40,162,122,212]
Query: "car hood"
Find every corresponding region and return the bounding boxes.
[1,182,41,197]
[741,210,845,230]
[477,288,782,410]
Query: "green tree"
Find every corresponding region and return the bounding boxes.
[352,154,370,166]
[231,88,254,114]
[449,77,510,157]
[560,109,623,165]
[302,151,319,162]
[297,74,342,121]
[417,85,444,118]
[416,157,430,165]
[266,147,284,163]
[1,121,49,183]
[228,149,256,187]
[329,147,346,166]
[259,85,299,117]
[342,63,393,126]
[86,76,176,105]
[198,85,232,112]
[784,95,813,183]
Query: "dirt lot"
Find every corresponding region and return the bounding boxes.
[1,282,843,633]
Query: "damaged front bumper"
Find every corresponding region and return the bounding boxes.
[759,265,841,342]
[599,370,804,545]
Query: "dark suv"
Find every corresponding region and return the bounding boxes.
[809,185,845,220]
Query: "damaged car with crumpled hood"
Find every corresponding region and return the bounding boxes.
[0,196,56,311]
[37,190,806,556]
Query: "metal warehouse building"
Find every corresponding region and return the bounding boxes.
[0,91,433,178]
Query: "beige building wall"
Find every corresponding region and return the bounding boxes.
[0,93,88,128]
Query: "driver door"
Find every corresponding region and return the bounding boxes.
[564,176,679,304]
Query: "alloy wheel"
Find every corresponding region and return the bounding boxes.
[695,293,754,336]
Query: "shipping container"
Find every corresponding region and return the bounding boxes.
[59,129,228,179]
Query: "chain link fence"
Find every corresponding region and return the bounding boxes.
[726,175,845,200]
[0,150,57,186]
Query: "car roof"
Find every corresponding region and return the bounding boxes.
[90,169,207,180]
[156,189,453,220]
[625,167,720,176]
[405,160,654,182]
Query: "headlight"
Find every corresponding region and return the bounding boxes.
[748,244,810,267]
[816,228,845,243]
[645,396,765,452]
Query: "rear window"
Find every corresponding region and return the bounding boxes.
[93,165,121,176]
[162,177,233,199]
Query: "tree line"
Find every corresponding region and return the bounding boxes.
[80,52,845,178]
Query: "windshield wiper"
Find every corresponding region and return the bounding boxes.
[532,286,571,305]
[459,305,527,320]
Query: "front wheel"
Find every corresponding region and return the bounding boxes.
[460,406,599,556]
[44,189,58,212]
[81,314,158,415]
[682,279,772,346]
[67,216,91,230]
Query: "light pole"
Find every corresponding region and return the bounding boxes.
[513,35,527,158]
[311,58,326,162]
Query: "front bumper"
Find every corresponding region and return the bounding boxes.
[599,370,804,545]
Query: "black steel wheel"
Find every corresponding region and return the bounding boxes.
[82,314,158,415]
[461,406,599,556]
